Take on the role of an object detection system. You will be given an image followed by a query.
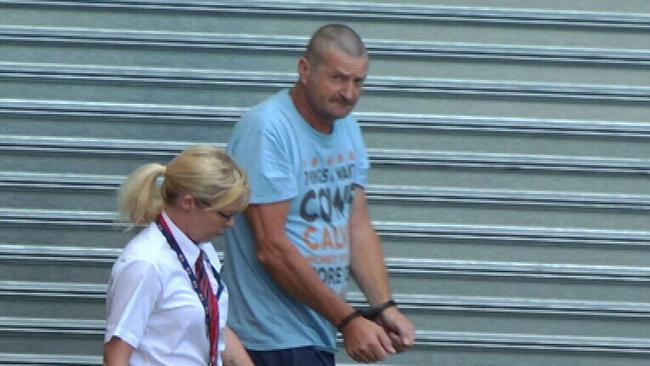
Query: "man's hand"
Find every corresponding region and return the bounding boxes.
[341,316,396,363]
[377,307,416,353]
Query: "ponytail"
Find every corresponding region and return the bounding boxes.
[118,163,166,225]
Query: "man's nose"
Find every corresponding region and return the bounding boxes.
[340,82,356,102]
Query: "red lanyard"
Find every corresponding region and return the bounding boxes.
[156,214,222,365]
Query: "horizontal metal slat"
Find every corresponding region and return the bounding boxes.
[0,134,194,155]
[411,331,650,354]
[5,279,650,340]
[358,113,650,138]
[385,258,650,282]
[371,150,650,174]
[0,353,100,365]
[0,208,120,227]
[3,99,650,138]
[366,185,650,211]
[2,1,649,29]
[378,222,650,247]
[3,62,650,102]
[2,237,649,282]
[0,171,121,190]
[5,278,649,319]
[2,135,649,175]
[3,171,650,211]
[4,316,649,355]
[2,209,650,248]
[0,244,120,262]
[349,293,650,318]
[0,317,103,332]
[0,26,308,51]
[3,25,650,66]
[0,98,244,122]
[0,280,105,297]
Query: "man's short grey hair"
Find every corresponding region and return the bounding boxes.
[305,24,367,66]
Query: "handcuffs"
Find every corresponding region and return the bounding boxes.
[337,299,397,332]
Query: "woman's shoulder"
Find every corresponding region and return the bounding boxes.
[117,224,168,265]
[110,225,173,285]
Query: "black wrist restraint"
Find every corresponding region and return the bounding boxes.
[337,299,398,332]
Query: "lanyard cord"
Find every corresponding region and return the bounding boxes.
[155,215,224,333]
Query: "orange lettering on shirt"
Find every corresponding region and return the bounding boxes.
[303,226,319,250]
[322,227,335,249]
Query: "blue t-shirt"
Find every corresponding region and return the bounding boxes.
[223,89,369,352]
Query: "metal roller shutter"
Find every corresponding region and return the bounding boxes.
[1,1,649,365]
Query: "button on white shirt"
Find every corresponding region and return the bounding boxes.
[105,211,228,366]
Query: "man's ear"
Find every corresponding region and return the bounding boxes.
[297,56,310,85]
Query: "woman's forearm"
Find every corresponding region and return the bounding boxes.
[222,327,255,366]
[103,337,134,366]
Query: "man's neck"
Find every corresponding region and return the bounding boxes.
[290,85,333,134]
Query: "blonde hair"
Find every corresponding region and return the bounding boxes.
[118,146,250,225]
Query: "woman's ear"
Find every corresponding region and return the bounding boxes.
[179,194,196,211]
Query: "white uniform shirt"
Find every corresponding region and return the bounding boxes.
[105,211,228,366]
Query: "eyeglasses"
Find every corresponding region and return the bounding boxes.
[195,197,236,221]
[216,210,234,221]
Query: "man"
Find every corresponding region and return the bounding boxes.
[223,24,415,365]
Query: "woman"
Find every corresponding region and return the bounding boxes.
[104,146,253,366]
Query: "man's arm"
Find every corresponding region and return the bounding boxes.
[245,202,395,362]
[348,186,416,351]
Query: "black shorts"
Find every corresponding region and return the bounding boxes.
[247,346,335,366]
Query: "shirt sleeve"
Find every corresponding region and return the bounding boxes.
[227,112,297,204]
[104,258,162,348]
[351,120,370,188]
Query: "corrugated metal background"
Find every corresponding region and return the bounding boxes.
[1,1,650,365]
